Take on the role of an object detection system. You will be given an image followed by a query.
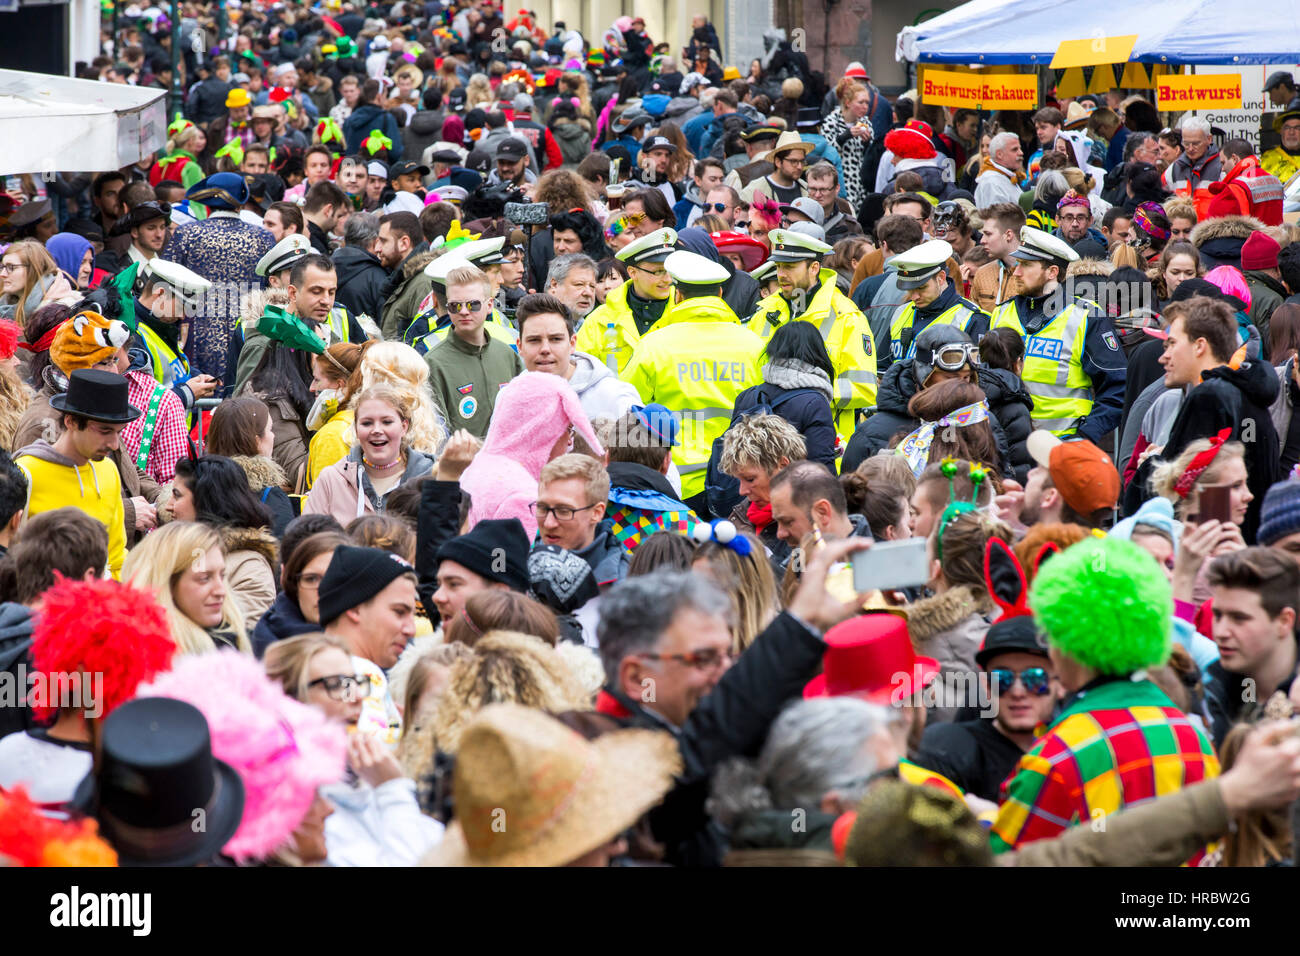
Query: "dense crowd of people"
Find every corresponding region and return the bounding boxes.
[5,0,1300,870]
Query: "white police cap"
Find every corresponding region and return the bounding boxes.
[1011,225,1080,265]
[455,236,508,267]
[615,228,678,265]
[255,233,313,278]
[424,252,472,285]
[141,258,211,306]
[664,250,729,286]
[888,238,953,290]
[766,227,831,263]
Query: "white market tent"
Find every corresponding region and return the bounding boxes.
[0,69,167,175]
[897,0,1300,65]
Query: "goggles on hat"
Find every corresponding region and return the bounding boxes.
[989,666,1051,696]
[920,342,978,371]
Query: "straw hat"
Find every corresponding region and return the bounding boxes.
[422,703,681,867]
[770,130,814,159]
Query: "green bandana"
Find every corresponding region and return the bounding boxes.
[258,304,326,354]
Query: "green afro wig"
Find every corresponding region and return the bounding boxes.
[1028,535,1171,676]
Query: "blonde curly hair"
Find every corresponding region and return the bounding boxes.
[400,631,591,776]
[357,340,447,455]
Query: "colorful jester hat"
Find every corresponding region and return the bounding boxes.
[429,219,481,252]
[168,111,195,139]
[315,117,345,149]
[214,137,245,167]
[1028,534,1172,676]
[933,458,990,563]
[362,129,394,156]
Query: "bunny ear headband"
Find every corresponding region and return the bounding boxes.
[983,536,1062,623]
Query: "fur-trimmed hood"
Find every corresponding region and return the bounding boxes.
[402,249,436,280]
[239,286,291,334]
[904,586,994,644]
[219,524,279,567]
[230,454,287,493]
[550,114,593,135]
[1190,214,1265,248]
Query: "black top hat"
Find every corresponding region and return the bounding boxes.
[73,697,245,867]
[49,369,143,424]
[108,200,172,238]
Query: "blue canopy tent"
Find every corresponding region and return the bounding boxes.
[897,0,1300,65]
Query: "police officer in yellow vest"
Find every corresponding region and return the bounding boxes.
[748,227,877,440]
[406,237,520,355]
[990,226,1127,440]
[882,238,989,372]
[1261,109,1300,184]
[131,258,218,415]
[575,228,678,374]
[623,247,764,508]
[256,234,360,346]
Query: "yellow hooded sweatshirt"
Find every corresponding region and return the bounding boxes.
[15,441,125,579]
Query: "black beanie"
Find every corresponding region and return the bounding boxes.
[435,518,530,592]
[318,545,415,627]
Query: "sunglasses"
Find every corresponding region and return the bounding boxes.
[705,202,728,212]
[447,299,484,313]
[989,667,1051,696]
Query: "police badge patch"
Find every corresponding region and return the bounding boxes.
[862,334,873,357]
[1102,331,1119,351]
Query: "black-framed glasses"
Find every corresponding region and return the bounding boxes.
[529,501,599,522]
[989,667,1051,696]
[636,647,732,670]
[447,299,484,313]
[308,673,373,700]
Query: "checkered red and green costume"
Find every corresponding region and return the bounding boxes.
[990,677,1220,854]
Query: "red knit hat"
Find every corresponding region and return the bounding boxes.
[1241,230,1281,272]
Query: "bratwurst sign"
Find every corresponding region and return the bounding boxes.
[1156,74,1243,111]
[921,70,1038,110]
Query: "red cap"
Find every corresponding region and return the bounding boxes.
[803,614,939,704]
[844,61,869,80]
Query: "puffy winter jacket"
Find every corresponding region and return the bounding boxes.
[550,116,593,167]
[978,366,1035,483]
[842,362,1014,475]
[333,245,389,327]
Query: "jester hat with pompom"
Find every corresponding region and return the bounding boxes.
[1028,534,1172,675]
